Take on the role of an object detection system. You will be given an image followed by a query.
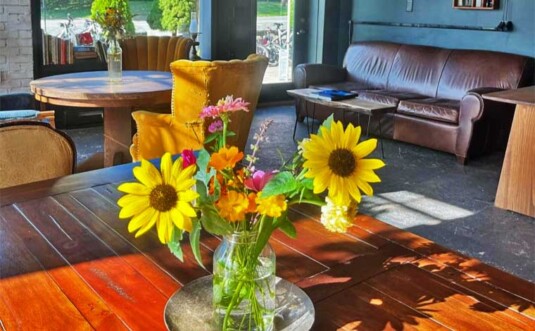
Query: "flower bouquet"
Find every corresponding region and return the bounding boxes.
[91,0,131,81]
[117,96,385,330]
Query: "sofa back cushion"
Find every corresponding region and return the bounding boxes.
[387,45,452,98]
[437,50,533,100]
[344,41,401,89]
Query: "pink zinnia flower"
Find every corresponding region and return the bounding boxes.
[244,170,274,192]
[199,96,250,119]
[208,120,224,133]
[182,149,196,168]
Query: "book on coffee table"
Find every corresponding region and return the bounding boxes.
[312,89,358,101]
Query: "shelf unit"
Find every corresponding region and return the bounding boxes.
[453,0,499,10]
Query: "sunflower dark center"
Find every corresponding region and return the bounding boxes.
[328,148,356,177]
[149,185,178,212]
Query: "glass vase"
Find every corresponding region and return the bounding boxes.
[107,39,122,83]
[213,232,276,331]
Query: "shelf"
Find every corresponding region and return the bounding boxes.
[453,0,499,10]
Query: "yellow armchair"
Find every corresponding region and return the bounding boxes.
[130,54,268,161]
[121,35,194,72]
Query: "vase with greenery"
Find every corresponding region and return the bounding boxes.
[91,0,132,82]
[116,96,385,330]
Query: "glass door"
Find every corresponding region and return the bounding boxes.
[256,0,307,85]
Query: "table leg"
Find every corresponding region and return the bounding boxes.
[495,104,535,217]
[292,99,299,141]
[378,115,385,159]
[103,107,134,167]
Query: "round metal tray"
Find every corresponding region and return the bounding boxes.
[164,275,315,331]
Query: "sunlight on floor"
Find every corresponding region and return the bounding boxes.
[361,191,475,229]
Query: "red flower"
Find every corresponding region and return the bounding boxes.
[182,149,196,168]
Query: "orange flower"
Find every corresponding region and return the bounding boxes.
[216,191,249,222]
[246,192,257,213]
[256,192,287,218]
[209,146,243,171]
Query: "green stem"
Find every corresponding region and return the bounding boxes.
[288,198,325,207]
[222,114,228,148]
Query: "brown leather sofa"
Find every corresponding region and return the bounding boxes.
[294,41,534,163]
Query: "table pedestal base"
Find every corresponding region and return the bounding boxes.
[103,107,135,167]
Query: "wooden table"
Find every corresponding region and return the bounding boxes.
[30,71,173,167]
[288,88,396,157]
[0,163,533,330]
[484,86,535,217]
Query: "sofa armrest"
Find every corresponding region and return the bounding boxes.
[293,64,347,88]
[456,87,514,161]
[0,93,36,111]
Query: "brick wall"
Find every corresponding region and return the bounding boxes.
[0,0,34,94]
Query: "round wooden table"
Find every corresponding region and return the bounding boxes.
[30,71,172,167]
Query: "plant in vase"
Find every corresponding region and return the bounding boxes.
[116,96,385,330]
[91,0,132,82]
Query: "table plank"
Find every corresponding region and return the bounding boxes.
[0,206,127,330]
[313,282,449,331]
[12,196,173,330]
[0,209,93,330]
[365,264,534,330]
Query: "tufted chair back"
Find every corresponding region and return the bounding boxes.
[121,35,194,72]
[130,54,268,161]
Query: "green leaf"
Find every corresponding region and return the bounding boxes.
[261,171,298,197]
[302,178,314,191]
[318,114,335,135]
[277,216,297,239]
[199,203,233,235]
[204,132,220,144]
[167,228,184,262]
[194,149,216,188]
[252,216,275,261]
[189,219,204,268]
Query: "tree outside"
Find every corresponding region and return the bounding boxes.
[148,0,195,35]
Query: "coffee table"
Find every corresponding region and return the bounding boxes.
[30,71,172,167]
[287,88,396,157]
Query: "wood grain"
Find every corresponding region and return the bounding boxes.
[30,71,172,166]
[0,161,533,330]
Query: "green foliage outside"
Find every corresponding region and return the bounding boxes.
[148,0,195,35]
[258,0,288,17]
[90,0,135,35]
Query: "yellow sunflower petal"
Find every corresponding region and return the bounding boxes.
[134,160,162,188]
[354,139,377,159]
[355,169,382,183]
[135,211,158,238]
[357,159,386,170]
[156,212,170,244]
[117,182,152,195]
[119,199,150,219]
[128,208,156,233]
[177,200,197,217]
[117,194,146,208]
[170,207,191,232]
[356,179,374,196]
[170,157,184,182]
[160,153,173,185]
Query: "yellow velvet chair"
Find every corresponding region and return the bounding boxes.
[121,35,194,71]
[130,54,268,161]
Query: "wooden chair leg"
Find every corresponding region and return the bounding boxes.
[456,155,467,165]
[37,110,55,128]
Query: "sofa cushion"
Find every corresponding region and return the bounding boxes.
[387,44,451,97]
[398,98,460,124]
[437,50,533,100]
[310,81,374,92]
[344,41,401,90]
[358,90,426,105]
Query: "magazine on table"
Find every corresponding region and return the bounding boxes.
[312,89,358,101]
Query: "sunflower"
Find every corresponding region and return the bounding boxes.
[117,153,199,244]
[302,121,385,205]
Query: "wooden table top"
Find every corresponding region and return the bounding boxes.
[483,86,535,107]
[30,71,172,108]
[288,88,396,115]
[1,163,534,330]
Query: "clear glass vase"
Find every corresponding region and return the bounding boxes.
[213,232,276,331]
[107,39,122,83]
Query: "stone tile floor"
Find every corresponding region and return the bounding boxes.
[65,105,535,282]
